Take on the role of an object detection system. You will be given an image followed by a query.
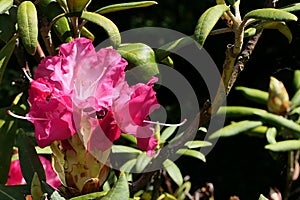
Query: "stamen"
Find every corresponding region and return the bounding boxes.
[143,118,187,127]
[7,110,48,121]
[22,68,33,82]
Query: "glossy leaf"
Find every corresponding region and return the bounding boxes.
[194,4,229,46]
[118,43,159,82]
[259,194,268,200]
[81,11,120,48]
[293,70,300,91]
[176,149,206,162]
[184,141,212,149]
[112,145,142,154]
[160,126,177,144]
[244,8,297,21]
[17,1,38,55]
[235,86,268,105]
[0,36,16,83]
[291,90,300,108]
[0,185,29,200]
[96,1,157,14]
[217,106,300,135]
[0,108,17,184]
[266,127,277,144]
[244,27,257,38]
[260,21,292,43]
[280,3,300,13]
[120,159,137,172]
[39,1,72,42]
[66,0,90,12]
[80,26,94,41]
[163,159,183,186]
[17,131,46,186]
[135,152,152,173]
[175,181,191,200]
[102,172,129,200]
[0,0,13,14]
[209,120,263,139]
[265,140,300,152]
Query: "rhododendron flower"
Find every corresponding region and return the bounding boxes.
[23,37,159,155]
[7,156,61,189]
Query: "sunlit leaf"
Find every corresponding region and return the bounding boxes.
[118,43,159,82]
[209,120,263,139]
[265,140,300,152]
[160,126,177,144]
[293,70,300,91]
[0,0,13,14]
[280,3,300,13]
[235,86,268,105]
[102,172,129,200]
[35,146,52,155]
[176,149,206,162]
[266,127,277,144]
[112,145,142,154]
[17,131,46,186]
[69,191,106,200]
[31,173,43,200]
[0,36,16,83]
[17,1,38,55]
[259,194,268,200]
[96,1,157,14]
[184,141,212,149]
[120,159,137,172]
[259,21,292,43]
[80,26,94,41]
[244,27,257,38]
[244,8,297,21]
[175,181,191,200]
[194,4,229,46]
[135,152,152,173]
[291,90,300,108]
[163,159,183,186]
[81,11,120,48]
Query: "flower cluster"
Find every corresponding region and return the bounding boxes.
[26,38,159,155]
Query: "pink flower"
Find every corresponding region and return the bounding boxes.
[7,156,61,189]
[26,37,159,155]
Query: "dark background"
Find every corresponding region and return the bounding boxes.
[84,0,300,199]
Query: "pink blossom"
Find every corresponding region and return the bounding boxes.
[27,37,159,155]
[7,156,61,189]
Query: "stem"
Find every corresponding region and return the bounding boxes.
[40,16,55,55]
[210,28,233,35]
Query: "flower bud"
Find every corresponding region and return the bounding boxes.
[267,77,290,115]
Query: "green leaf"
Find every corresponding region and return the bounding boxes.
[244,8,298,21]
[184,141,212,149]
[120,159,137,172]
[217,106,300,135]
[160,126,177,144]
[67,0,90,12]
[39,1,72,42]
[17,1,38,55]
[80,26,94,41]
[176,149,206,162]
[17,130,46,186]
[112,145,142,154]
[31,173,43,200]
[244,27,257,38]
[291,90,300,108]
[163,159,183,186]
[266,127,277,144]
[0,0,13,14]
[235,86,268,105]
[259,21,293,43]
[120,133,137,145]
[194,4,229,46]
[0,108,17,184]
[135,152,152,173]
[35,146,52,155]
[0,36,16,83]
[293,70,300,91]
[81,11,120,48]
[0,7,16,42]
[102,172,129,200]
[0,185,29,200]
[258,194,268,200]
[280,3,300,13]
[265,140,300,152]
[70,191,106,200]
[118,43,159,82]
[209,120,263,139]
[96,1,157,14]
